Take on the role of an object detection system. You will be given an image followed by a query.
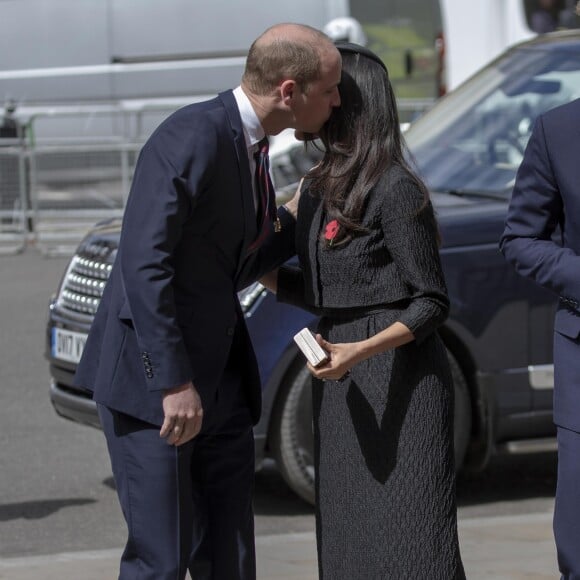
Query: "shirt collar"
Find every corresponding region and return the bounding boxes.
[233,85,265,150]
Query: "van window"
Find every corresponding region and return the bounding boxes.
[523,0,580,33]
[349,0,443,99]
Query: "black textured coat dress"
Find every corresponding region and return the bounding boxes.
[277,166,465,579]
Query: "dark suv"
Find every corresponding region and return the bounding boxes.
[46,32,580,504]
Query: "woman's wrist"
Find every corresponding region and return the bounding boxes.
[282,202,298,220]
[350,341,372,365]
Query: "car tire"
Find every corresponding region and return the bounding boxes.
[447,348,472,471]
[270,362,316,505]
[271,349,472,505]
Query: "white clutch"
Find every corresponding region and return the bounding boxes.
[293,328,329,367]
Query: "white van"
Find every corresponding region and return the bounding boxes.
[0,0,346,106]
[1,0,578,122]
[439,0,579,90]
[0,0,450,108]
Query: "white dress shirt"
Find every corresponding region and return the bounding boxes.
[233,85,265,212]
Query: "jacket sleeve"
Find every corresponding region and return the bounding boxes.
[236,205,297,290]
[118,125,215,391]
[500,116,580,311]
[381,177,450,343]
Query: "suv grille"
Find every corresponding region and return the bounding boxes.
[57,242,115,316]
[56,239,265,318]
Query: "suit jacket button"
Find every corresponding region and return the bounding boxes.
[146,372,153,378]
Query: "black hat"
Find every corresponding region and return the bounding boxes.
[334,42,388,75]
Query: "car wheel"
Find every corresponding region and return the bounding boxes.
[270,362,316,505]
[271,349,472,505]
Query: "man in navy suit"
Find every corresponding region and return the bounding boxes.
[74,23,341,580]
[501,98,580,579]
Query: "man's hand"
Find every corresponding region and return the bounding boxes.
[159,382,203,446]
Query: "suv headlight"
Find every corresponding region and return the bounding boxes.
[238,282,266,315]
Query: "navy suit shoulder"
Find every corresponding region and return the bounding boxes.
[135,96,239,200]
[541,96,580,126]
[537,97,580,178]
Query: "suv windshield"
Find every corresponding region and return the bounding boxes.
[406,37,580,196]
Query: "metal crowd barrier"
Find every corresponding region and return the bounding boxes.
[0,97,435,256]
[29,141,142,255]
[0,141,28,254]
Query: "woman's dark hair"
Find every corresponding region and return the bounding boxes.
[308,47,430,246]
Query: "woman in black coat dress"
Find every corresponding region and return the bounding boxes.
[264,43,465,579]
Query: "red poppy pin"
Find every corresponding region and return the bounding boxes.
[324,219,339,246]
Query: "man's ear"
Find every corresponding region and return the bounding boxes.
[280,79,297,106]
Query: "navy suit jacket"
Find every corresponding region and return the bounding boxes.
[73,90,296,426]
[500,97,580,430]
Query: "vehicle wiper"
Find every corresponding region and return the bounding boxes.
[438,188,508,202]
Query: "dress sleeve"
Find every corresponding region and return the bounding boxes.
[276,264,322,315]
[381,176,450,343]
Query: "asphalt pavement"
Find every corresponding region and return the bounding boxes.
[0,511,559,579]
[0,249,562,579]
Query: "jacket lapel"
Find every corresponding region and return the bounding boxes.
[294,184,324,306]
[219,90,257,274]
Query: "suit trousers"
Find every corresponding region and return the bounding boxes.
[98,339,256,580]
[555,424,580,580]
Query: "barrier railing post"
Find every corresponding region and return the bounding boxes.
[0,142,27,254]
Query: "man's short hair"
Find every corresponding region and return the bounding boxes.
[243,28,330,95]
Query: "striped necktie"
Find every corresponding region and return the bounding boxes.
[249,137,280,252]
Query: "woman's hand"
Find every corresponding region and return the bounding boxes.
[306,322,415,381]
[259,269,278,294]
[306,334,364,381]
[283,177,304,219]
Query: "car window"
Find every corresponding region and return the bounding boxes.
[269,132,324,200]
[406,44,580,195]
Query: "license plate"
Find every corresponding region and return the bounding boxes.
[52,327,87,364]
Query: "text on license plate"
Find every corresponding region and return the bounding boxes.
[52,328,87,364]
